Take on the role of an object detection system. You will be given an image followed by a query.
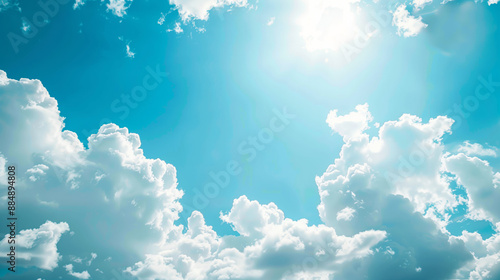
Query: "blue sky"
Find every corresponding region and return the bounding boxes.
[1,0,500,279]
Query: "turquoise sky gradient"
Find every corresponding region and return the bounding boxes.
[1,0,500,279]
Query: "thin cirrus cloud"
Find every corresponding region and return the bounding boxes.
[1,69,500,278]
[0,0,14,12]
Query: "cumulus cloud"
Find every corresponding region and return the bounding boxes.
[319,105,459,217]
[451,231,500,279]
[4,69,383,279]
[317,104,476,279]
[319,104,500,280]
[0,70,183,273]
[127,198,386,279]
[444,154,500,222]
[392,4,427,37]
[169,0,248,21]
[0,221,69,270]
[326,103,373,142]
[220,195,284,237]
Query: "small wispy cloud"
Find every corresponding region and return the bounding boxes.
[87,253,97,266]
[267,17,275,26]
[73,0,85,9]
[158,12,166,25]
[126,43,135,58]
[167,22,184,34]
[0,0,12,12]
[458,141,497,157]
[106,0,131,18]
[21,18,31,35]
[65,264,90,279]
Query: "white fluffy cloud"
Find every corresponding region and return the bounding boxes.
[127,197,386,279]
[0,70,183,274]
[444,154,500,222]
[326,103,373,142]
[0,70,385,279]
[392,4,427,37]
[220,195,284,237]
[121,102,500,280]
[0,221,69,270]
[316,104,475,279]
[451,231,500,279]
[169,0,248,21]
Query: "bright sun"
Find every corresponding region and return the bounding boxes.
[298,0,364,53]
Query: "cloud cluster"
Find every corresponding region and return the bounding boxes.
[1,70,500,279]
[126,196,386,279]
[0,70,384,279]
[0,70,183,277]
[316,104,475,279]
[169,0,248,21]
[125,100,500,280]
